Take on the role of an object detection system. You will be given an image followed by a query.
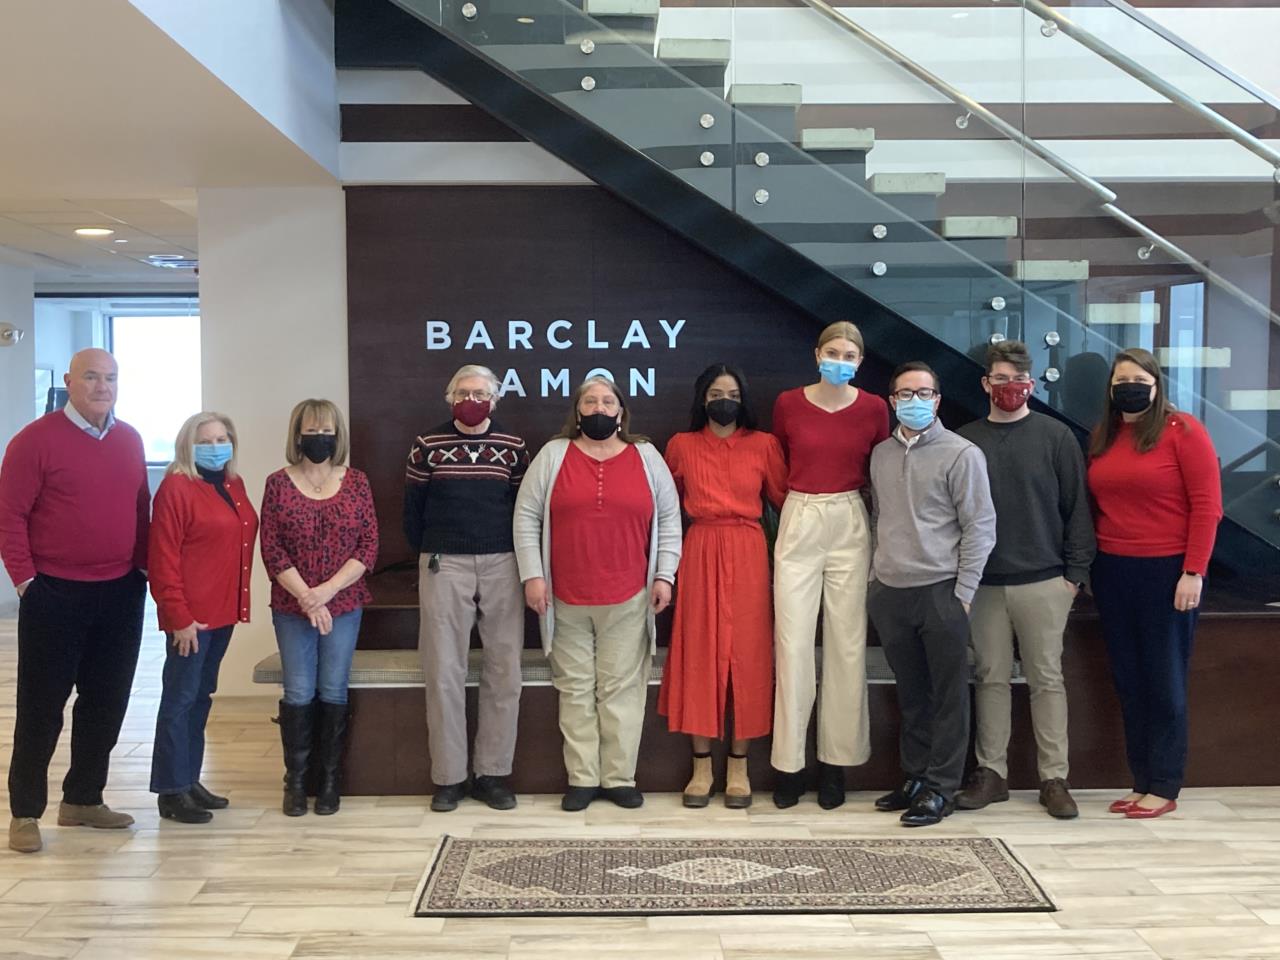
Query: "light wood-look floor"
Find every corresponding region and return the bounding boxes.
[1,611,1278,960]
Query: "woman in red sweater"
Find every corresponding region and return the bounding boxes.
[149,412,258,824]
[1087,348,1222,820]
[770,321,890,810]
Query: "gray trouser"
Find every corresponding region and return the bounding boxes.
[867,578,971,800]
[418,552,524,786]
[548,590,650,789]
[969,578,1075,781]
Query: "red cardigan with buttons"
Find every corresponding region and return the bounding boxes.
[148,471,259,633]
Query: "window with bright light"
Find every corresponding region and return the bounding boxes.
[111,315,202,463]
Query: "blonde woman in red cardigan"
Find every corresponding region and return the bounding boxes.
[1087,348,1222,820]
[148,412,258,824]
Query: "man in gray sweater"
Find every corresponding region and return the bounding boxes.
[868,361,997,827]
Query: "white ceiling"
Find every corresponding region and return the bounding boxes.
[0,0,337,287]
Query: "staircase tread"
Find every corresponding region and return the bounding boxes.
[801,127,875,151]
[583,0,660,16]
[940,215,1019,239]
[1014,259,1090,281]
[727,83,803,106]
[868,172,946,195]
[657,38,731,63]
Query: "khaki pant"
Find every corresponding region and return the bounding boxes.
[969,578,1076,781]
[418,553,524,786]
[548,590,650,788]
[771,491,872,772]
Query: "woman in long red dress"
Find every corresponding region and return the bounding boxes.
[658,363,787,808]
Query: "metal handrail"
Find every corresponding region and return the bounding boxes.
[1099,0,1280,115]
[794,0,1280,328]
[1026,0,1280,173]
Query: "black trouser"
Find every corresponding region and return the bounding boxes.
[9,571,146,818]
[1091,552,1197,800]
[868,578,971,800]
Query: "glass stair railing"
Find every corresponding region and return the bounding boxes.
[384,0,1280,555]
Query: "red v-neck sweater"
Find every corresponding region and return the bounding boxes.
[0,411,150,585]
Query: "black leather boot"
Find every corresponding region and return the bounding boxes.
[278,699,316,817]
[157,790,213,824]
[314,701,349,816]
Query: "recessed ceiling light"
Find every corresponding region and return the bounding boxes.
[75,227,115,237]
[516,16,534,23]
[113,238,128,243]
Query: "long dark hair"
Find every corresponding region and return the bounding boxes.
[554,375,650,444]
[688,363,758,432]
[1088,347,1177,457]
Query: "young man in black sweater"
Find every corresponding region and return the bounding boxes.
[404,365,529,812]
[956,341,1096,819]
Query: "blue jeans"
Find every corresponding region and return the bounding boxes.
[273,609,363,706]
[150,625,234,795]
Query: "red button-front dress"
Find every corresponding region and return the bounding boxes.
[658,427,788,740]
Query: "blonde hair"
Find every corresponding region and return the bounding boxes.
[168,411,239,480]
[554,375,649,444]
[443,364,501,405]
[817,321,865,356]
[284,399,350,466]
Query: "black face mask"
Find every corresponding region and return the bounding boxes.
[299,434,337,464]
[1111,382,1154,415]
[579,412,620,441]
[706,398,741,427]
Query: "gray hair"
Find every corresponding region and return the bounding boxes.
[443,364,501,405]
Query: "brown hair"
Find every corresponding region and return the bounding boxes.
[284,398,350,465]
[816,321,865,356]
[985,340,1032,375]
[890,360,940,394]
[554,375,650,444]
[1088,348,1176,457]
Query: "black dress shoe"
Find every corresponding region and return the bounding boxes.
[561,786,600,812]
[189,782,229,810]
[430,780,470,813]
[471,775,517,811]
[817,762,846,811]
[772,770,805,809]
[601,786,644,809]
[158,791,213,824]
[875,777,926,812]
[900,788,955,827]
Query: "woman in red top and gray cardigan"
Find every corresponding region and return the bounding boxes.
[1087,348,1222,820]
[514,377,682,813]
[148,412,258,824]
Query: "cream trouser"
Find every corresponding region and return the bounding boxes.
[548,589,650,789]
[771,491,872,772]
[969,578,1076,781]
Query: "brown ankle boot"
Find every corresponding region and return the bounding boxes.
[682,754,714,808]
[725,753,752,808]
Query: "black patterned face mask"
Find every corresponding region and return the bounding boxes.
[299,434,337,464]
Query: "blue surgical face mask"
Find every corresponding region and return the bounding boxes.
[818,358,857,386]
[194,442,233,471]
[894,397,936,432]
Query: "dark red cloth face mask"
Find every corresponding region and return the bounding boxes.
[990,380,1033,412]
[452,398,491,426]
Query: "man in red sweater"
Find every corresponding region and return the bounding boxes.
[0,348,151,854]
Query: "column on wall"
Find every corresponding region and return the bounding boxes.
[197,187,348,697]
[0,262,36,614]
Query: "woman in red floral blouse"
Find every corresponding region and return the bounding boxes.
[259,399,378,817]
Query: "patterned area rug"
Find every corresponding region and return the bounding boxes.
[414,836,1054,916]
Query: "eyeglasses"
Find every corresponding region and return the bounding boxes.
[891,388,939,402]
[452,390,493,402]
[986,375,1033,386]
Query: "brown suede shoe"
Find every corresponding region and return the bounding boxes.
[955,767,1009,810]
[1039,778,1080,819]
[8,817,41,853]
[57,802,135,829]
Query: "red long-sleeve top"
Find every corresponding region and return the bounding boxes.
[259,468,379,617]
[1087,414,1222,575]
[772,387,890,493]
[0,412,149,585]
[148,471,259,632]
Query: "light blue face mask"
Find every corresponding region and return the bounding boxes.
[194,442,233,471]
[894,397,936,432]
[818,358,857,386]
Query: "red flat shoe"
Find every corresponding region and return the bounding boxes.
[1125,799,1177,819]
[1108,798,1137,814]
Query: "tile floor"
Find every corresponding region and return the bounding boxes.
[1,612,1278,959]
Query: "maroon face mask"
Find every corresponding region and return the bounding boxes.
[990,379,1033,412]
[452,398,491,426]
